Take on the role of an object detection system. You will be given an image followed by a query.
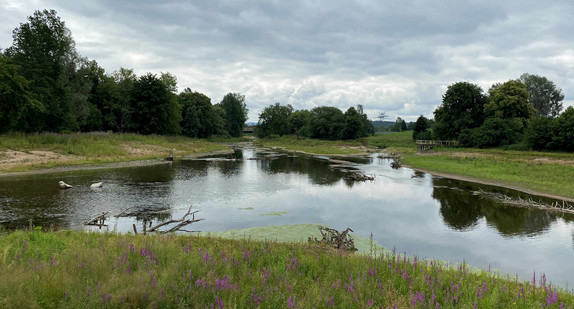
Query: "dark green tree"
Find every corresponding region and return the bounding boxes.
[179,89,223,138]
[0,55,44,132]
[412,115,430,140]
[552,106,574,151]
[519,73,564,118]
[219,93,248,137]
[485,80,534,130]
[111,68,137,132]
[255,103,293,137]
[524,117,556,150]
[342,107,363,139]
[128,73,173,135]
[289,109,310,140]
[470,117,523,148]
[160,72,181,135]
[433,82,487,140]
[308,106,344,140]
[6,9,78,132]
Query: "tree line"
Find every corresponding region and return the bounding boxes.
[254,103,374,140]
[0,10,247,137]
[415,74,572,151]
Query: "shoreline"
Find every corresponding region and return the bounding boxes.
[0,148,234,178]
[405,164,574,203]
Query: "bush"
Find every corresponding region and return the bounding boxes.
[414,130,432,140]
[524,117,555,150]
[473,117,523,148]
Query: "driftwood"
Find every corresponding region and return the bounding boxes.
[476,189,574,215]
[147,206,203,234]
[90,205,203,235]
[85,212,109,229]
[310,226,357,251]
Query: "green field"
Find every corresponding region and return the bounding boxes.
[0,229,571,308]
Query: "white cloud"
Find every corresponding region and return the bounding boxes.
[1,0,573,122]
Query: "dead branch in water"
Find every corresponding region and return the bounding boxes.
[147,206,203,234]
[89,205,203,235]
[476,189,574,215]
[309,226,357,251]
[85,212,109,229]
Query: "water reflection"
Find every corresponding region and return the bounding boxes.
[432,177,570,237]
[262,154,347,186]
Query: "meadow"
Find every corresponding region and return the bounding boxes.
[0,229,572,308]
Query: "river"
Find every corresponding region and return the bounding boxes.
[0,147,573,288]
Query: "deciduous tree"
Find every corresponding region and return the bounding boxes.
[6,9,77,132]
[519,73,564,118]
[255,103,293,137]
[433,82,487,140]
[219,93,248,137]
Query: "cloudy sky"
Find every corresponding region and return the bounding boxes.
[1,0,573,122]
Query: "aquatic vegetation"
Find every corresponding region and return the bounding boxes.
[0,230,572,308]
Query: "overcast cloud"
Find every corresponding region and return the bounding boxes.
[1,0,573,122]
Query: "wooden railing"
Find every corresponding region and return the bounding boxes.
[416,140,459,152]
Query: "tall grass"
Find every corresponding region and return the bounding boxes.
[0,230,572,308]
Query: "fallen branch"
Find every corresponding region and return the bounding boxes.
[84,212,109,229]
[148,206,203,234]
[310,226,357,252]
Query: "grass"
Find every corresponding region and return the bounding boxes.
[0,133,229,173]
[0,230,572,308]
[258,135,367,155]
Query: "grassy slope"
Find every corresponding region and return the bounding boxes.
[0,230,571,308]
[261,132,574,200]
[0,133,229,172]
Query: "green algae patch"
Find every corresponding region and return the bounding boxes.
[200,224,386,254]
[259,211,288,216]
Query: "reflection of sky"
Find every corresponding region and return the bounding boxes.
[1,149,573,287]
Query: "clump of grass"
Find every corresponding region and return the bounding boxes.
[0,230,572,308]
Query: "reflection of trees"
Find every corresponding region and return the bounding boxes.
[432,177,558,236]
[262,155,346,186]
[432,178,483,231]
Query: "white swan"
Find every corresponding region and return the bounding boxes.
[59,181,73,189]
[90,182,103,188]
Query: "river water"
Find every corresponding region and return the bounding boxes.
[1,148,573,288]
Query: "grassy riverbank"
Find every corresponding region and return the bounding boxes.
[0,133,230,173]
[259,132,574,200]
[0,230,572,308]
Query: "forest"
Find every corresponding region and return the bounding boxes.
[0,10,247,138]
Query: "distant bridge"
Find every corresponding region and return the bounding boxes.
[416,140,459,152]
